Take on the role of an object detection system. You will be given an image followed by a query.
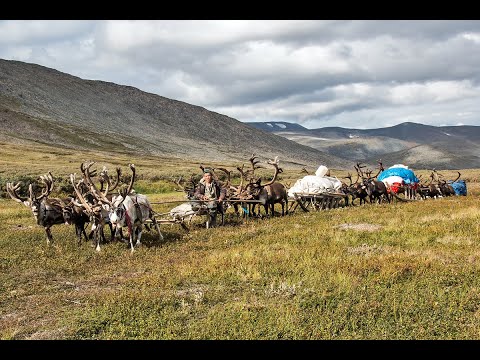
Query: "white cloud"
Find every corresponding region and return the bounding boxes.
[462,32,480,43]
[1,20,480,129]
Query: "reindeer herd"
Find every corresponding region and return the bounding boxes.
[6,162,162,253]
[4,156,467,253]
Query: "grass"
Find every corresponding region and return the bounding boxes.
[1,143,480,339]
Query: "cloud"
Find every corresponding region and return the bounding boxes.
[1,20,480,129]
[0,20,95,45]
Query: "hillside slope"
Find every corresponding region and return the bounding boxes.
[0,59,349,169]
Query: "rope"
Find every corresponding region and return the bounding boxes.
[150,199,263,205]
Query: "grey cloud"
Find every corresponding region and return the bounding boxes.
[1,20,480,129]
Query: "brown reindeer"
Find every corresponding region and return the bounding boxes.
[340,172,357,206]
[173,174,199,199]
[70,163,114,251]
[426,169,443,199]
[438,171,461,197]
[229,155,265,217]
[360,160,390,204]
[246,156,288,217]
[350,163,370,205]
[6,172,89,245]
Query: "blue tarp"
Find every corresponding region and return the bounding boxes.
[448,180,467,196]
[377,167,420,184]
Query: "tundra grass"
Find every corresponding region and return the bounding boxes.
[1,144,480,339]
[1,182,480,339]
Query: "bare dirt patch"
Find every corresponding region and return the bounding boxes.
[346,243,385,256]
[11,224,34,231]
[26,327,67,340]
[436,235,474,246]
[334,223,382,232]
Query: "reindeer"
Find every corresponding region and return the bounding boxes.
[350,164,370,205]
[438,171,461,197]
[58,197,90,246]
[63,165,121,245]
[423,169,443,199]
[227,155,261,217]
[416,175,433,200]
[6,172,87,245]
[245,156,288,217]
[69,162,127,251]
[173,174,199,200]
[70,172,111,252]
[359,161,390,204]
[90,163,162,252]
[340,172,356,206]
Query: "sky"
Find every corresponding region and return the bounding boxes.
[1,20,480,129]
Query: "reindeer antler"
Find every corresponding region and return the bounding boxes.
[124,163,136,195]
[80,162,112,206]
[6,182,29,205]
[453,171,461,183]
[343,172,353,186]
[35,172,54,201]
[215,167,232,188]
[173,176,186,192]
[263,156,281,186]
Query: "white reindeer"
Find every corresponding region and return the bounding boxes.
[105,164,163,252]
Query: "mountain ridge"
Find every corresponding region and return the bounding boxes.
[245,121,480,169]
[0,59,350,169]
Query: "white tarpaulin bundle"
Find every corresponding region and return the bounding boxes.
[287,165,343,198]
[169,203,197,220]
[381,175,405,186]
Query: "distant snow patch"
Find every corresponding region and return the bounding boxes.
[266,123,273,127]
[276,123,287,129]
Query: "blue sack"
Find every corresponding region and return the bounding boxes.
[448,180,467,196]
[377,167,420,185]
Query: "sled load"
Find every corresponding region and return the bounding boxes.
[448,179,467,196]
[287,165,346,212]
[377,164,420,194]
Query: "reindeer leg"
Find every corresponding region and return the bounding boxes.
[76,224,82,246]
[220,208,225,226]
[129,228,135,253]
[95,228,101,252]
[45,226,53,245]
[109,222,114,242]
[81,222,89,243]
[152,217,164,241]
[114,226,121,241]
[180,222,189,231]
[135,226,142,247]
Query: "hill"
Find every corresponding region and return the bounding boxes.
[246,121,480,169]
[0,59,349,169]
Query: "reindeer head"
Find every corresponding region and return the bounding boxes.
[174,174,198,199]
[6,172,55,221]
